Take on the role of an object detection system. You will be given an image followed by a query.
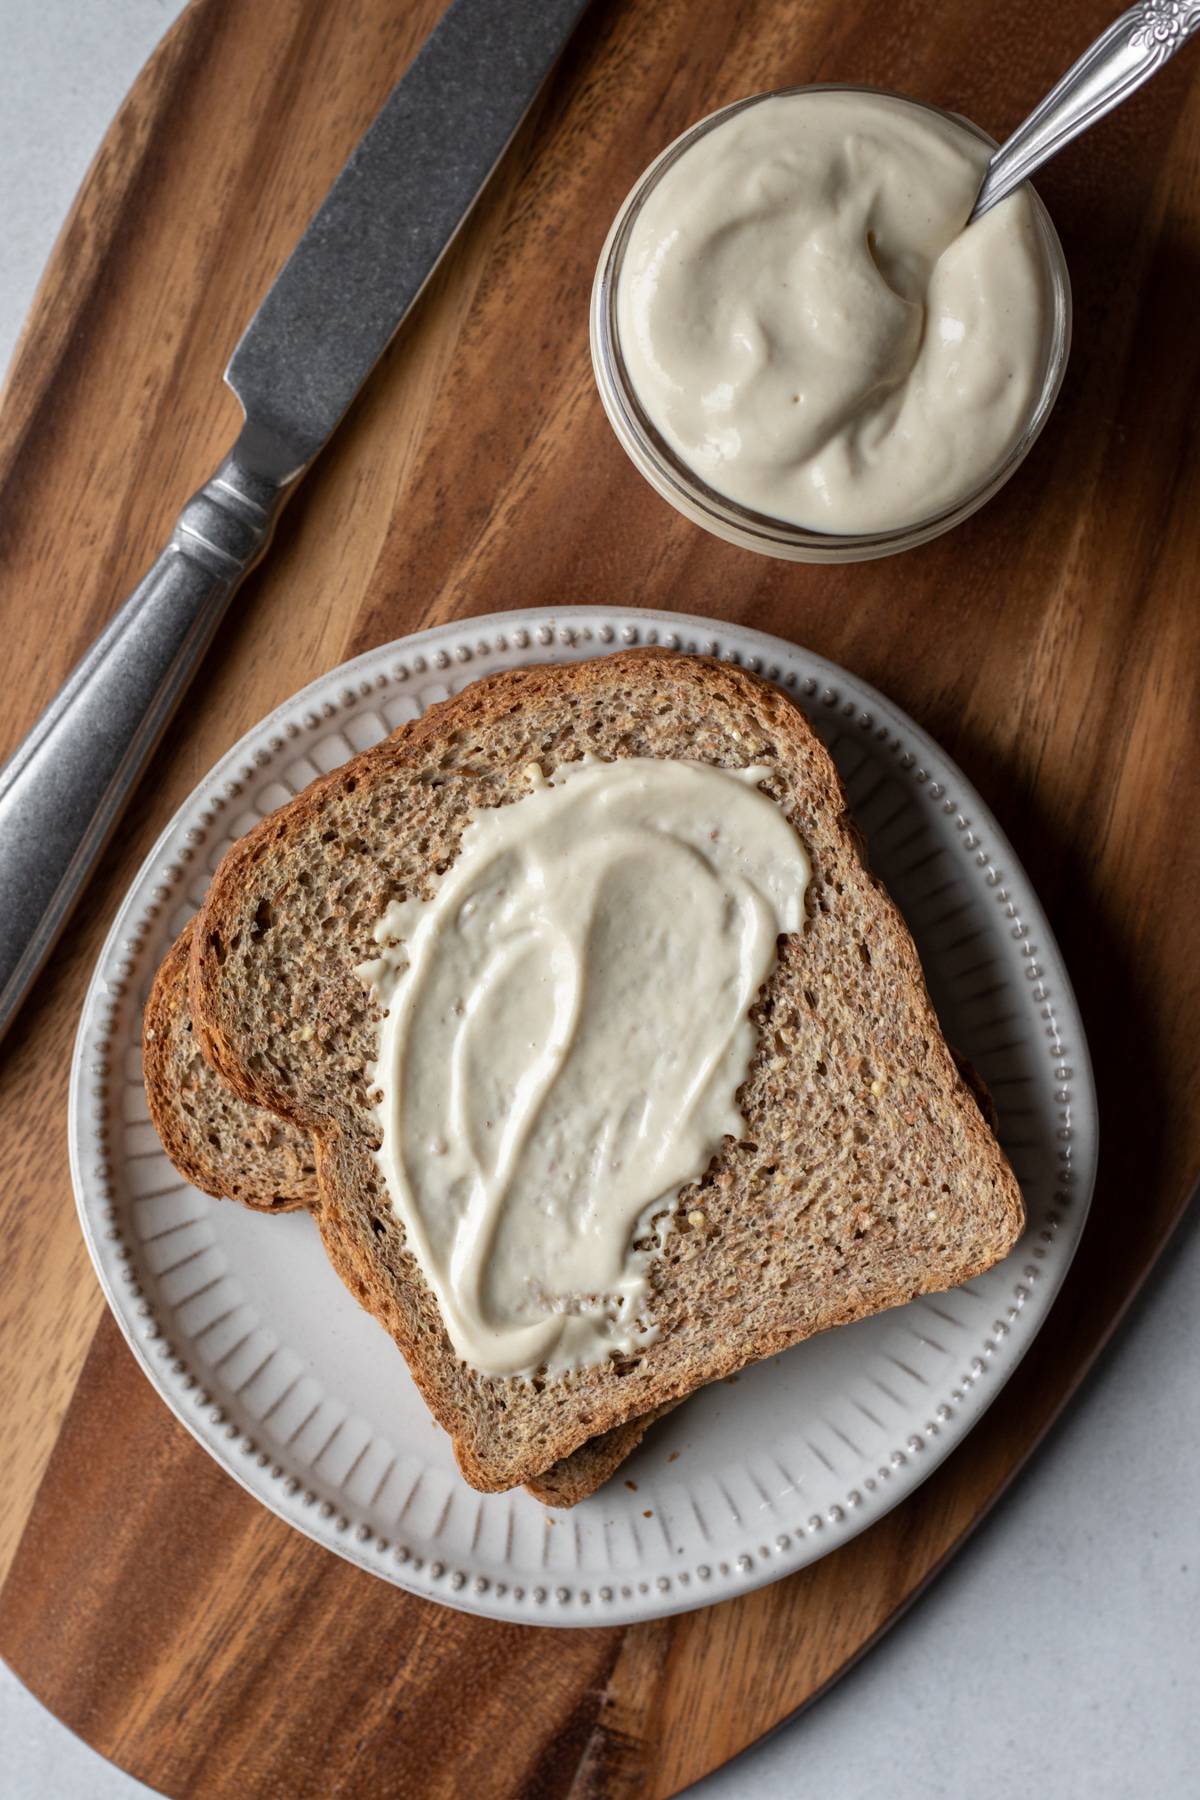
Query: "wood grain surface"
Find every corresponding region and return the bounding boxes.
[1,0,1198,1795]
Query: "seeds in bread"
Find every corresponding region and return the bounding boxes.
[191,650,1025,1493]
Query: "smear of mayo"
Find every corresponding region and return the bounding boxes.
[359,758,809,1378]
[615,89,1053,534]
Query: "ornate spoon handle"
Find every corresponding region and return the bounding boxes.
[972,1,1200,218]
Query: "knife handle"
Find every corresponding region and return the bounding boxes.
[0,444,290,1043]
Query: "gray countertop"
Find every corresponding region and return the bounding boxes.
[1,6,1197,1797]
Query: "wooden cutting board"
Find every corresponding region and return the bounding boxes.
[1,0,1198,1794]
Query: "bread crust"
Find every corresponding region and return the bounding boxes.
[143,926,312,1213]
[190,650,1025,1492]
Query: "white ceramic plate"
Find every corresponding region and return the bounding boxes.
[70,607,1097,1628]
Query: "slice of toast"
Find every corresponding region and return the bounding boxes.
[190,650,1025,1493]
[143,921,658,1505]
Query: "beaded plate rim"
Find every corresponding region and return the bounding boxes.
[69,606,1098,1627]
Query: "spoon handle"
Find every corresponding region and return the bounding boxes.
[972,1,1200,218]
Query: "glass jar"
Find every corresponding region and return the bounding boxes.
[590,86,1072,564]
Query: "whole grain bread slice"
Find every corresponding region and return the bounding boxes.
[143,920,663,1504]
[191,649,1025,1493]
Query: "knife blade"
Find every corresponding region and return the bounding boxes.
[0,0,591,1044]
[230,0,591,478]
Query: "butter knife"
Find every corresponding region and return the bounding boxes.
[0,0,590,1043]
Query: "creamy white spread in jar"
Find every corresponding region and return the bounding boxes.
[359,757,809,1378]
[614,89,1054,534]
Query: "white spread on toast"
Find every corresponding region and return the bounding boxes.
[358,756,810,1379]
[615,89,1052,534]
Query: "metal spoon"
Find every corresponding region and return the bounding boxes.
[972,1,1200,220]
